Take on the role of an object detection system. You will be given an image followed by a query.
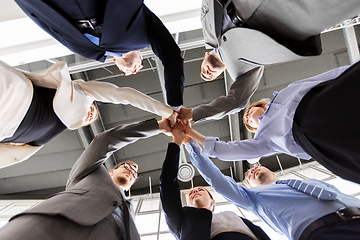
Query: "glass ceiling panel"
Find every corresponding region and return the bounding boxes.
[135,212,159,234]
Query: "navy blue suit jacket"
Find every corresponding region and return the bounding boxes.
[160,143,271,240]
[15,0,184,107]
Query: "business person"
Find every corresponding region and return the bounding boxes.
[0,118,171,240]
[0,60,176,168]
[160,124,271,240]
[185,137,360,240]
[179,0,360,123]
[184,61,360,185]
[15,0,184,108]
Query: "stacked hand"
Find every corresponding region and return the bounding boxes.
[160,108,203,146]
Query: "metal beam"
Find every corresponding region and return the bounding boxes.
[342,25,360,64]
[224,71,243,181]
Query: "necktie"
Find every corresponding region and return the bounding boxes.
[120,190,140,240]
[276,179,337,200]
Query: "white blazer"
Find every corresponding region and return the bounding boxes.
[0,61,173,168]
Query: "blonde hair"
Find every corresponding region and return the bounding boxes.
[243,98,271,132]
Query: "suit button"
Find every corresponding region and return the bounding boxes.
[112,201,118,206]
[223,36,227,41]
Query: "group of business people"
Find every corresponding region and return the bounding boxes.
[1,0,360,239]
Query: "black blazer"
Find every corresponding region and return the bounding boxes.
[15,0,184,107]
[160,143,271,240]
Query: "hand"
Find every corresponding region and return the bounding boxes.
[183,121,192,135]
[167,111,178,128]
[178,107,192,124]
[158,118,171,136]
[171,123,186,146]
[183,135,193,144]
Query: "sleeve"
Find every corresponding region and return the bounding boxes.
[203,137,273,161]
[78,81,173,118]
[0,144,43,169]
[66,118,159,189]
[185,140,255,210]
[288,64,351,87]
[143,6,184,107]
[192,67,264,122]
[159,143,183,239]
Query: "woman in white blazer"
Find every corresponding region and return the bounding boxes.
[0,61,175,168]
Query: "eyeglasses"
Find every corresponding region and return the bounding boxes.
[119,162,139,180]
[244,163,261,182]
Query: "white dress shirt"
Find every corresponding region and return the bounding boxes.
[211,211,258,240]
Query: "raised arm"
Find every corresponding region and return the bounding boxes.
[78,80,174,119]
[66,118,160,189]
[159,124,186,238]
[184,139,254,210]
[144,5,184,108]
[191,67,263,122]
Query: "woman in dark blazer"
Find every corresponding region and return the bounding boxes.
[160,124,271,240]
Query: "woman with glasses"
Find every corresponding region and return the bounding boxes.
[159,124,270,240]
[185,60,360,185]
[0,60,177,169]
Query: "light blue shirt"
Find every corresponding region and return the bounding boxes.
[203,65,351,161]
[84,33,123,58]
[185,140,360,240]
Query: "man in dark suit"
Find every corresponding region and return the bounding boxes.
[180,0,360,123]
[160,124,271,240]
[0,118,170,240]
[15,0,184,109]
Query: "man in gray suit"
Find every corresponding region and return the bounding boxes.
[0,118,170,240]
[180,0,360,123]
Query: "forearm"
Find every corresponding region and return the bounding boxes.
[79,81,173,118]
[185,127,205,146]
[146,6,184,107]
[67,118,159,188]
[185,141,252,208]
[192,67,263,122]
[160,143,184,233]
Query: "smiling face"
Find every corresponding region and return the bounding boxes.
[244,106,266,129]
[109,161,139,190]
[200,50,226,81]
[188,187,215,211]
[244,165,278,187]
[114,50,143,76]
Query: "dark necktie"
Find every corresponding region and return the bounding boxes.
[276,179,337,200]
[120,193,140,240]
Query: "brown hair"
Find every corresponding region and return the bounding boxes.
[243,98,270,132]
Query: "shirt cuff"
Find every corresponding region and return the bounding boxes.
[171,106,181,111]
[203,137,219,158]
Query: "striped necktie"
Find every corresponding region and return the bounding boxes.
[276,179,337,200]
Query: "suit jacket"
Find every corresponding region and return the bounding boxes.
[0,118,160,240]
[192,0,360,122]
[0,61,172,169]
[15,0,184,107]
[160,143,270,240]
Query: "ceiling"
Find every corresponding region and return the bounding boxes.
[0,0,359,199]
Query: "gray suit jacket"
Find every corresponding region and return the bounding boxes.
[0,118,159,240]
[193,0,360,122]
